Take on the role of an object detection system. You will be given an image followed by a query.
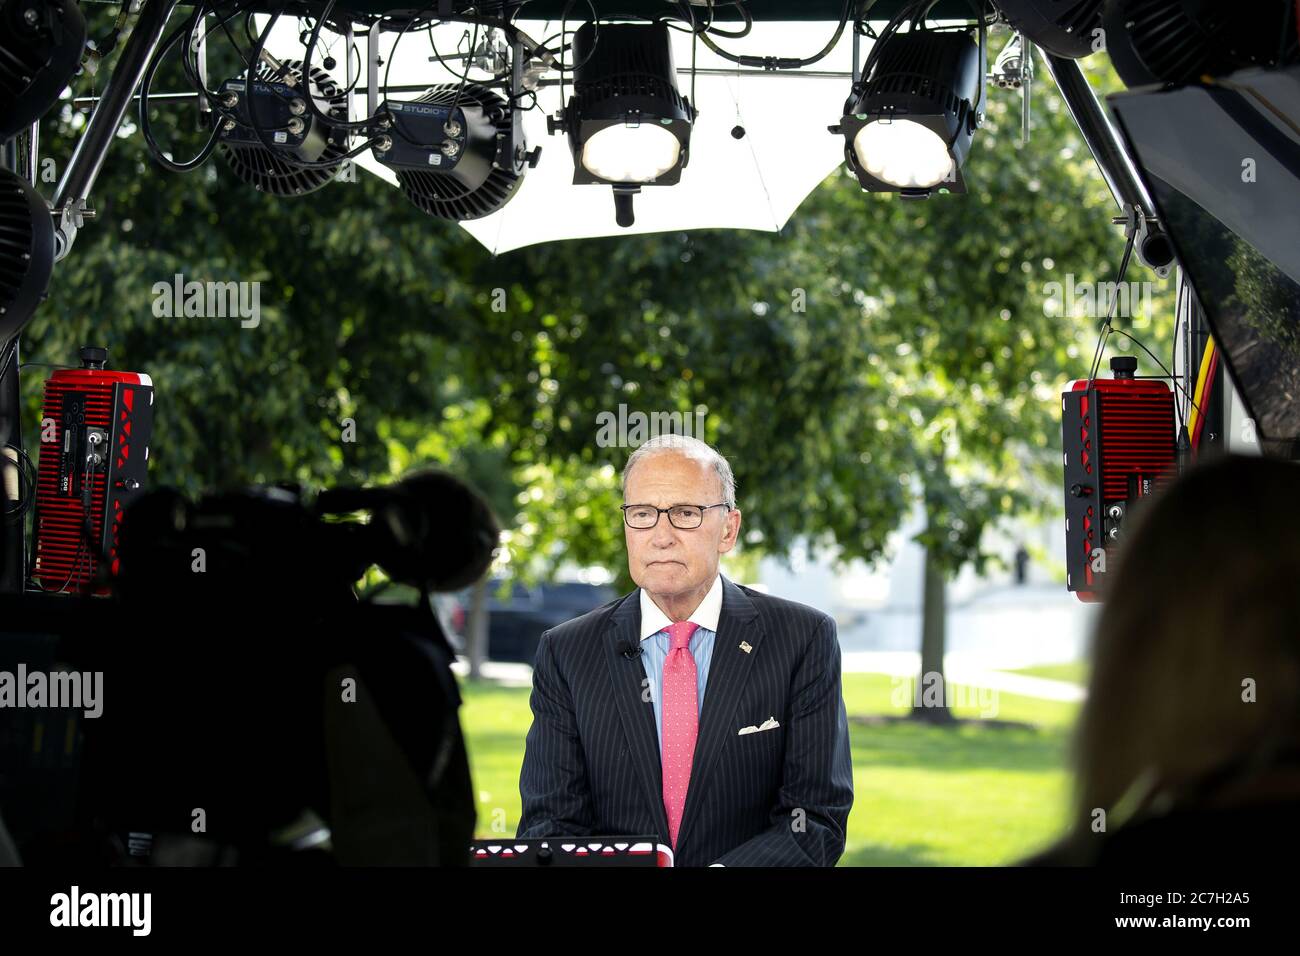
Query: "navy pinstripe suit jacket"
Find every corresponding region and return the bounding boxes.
[516,575,854,866]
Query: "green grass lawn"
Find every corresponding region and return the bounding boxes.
[461,672,1080,866]
[1005,661,1090,685]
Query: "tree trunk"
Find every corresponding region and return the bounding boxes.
[467,577,489,681]
[912,543,954,724]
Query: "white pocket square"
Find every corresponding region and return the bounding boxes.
[737,717,780,735]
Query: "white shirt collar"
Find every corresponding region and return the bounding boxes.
[639,573,724,641]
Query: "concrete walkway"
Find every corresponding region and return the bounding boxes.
[452,660,535,688]
[841,650,1085,702]
[454,652,1086,702]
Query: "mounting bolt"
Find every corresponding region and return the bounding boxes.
[286,117,305,135]
[289,98,307,116]
[23,7,39,26]
[221,91,239,108]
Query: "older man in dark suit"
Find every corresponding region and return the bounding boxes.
[517,435,854,866]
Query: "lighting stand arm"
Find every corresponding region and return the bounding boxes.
[1021,37,1032,145]
[1039,50,1174,278]
[52,0,180,262]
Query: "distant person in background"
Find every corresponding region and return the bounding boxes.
[517,434,853,866]
[1027,455,1300,865]
[1014,544,1030,586]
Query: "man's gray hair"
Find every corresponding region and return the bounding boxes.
[621,434,736,510]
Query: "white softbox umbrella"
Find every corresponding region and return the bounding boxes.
[256,16,858,253]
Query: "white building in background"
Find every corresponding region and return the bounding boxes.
[754,499,1098,673]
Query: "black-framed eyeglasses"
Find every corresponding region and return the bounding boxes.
[621,503,730,530]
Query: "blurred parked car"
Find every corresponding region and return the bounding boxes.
[467,578,618,665]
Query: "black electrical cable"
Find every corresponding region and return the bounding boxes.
[140,0,273,173]
[210,5,255,72]
[33,509,89,594]
[427,15,482,83]
[554,0,601,116]
[140,50,221,170]
[83,0,133,68]
[300,0,388,130]
[181,1,259,112]
[1108,326,1201,428]
[384,10,471,149]
[509,87,539,111]
[246,4,383,170]
[702,2,752,39]
[854,0,924,91]
[1085,223,1137,384]
[1,442,38,524]
[1080,219,1200,429]
[341,39,363,95]
[669,0,714,36]
[446,18,482,136]
[695,0,853,69]
[895,0,988,153]
[384,12,438,100]
[690,5,698,109]
[139,5,232,172]
[309,5,450,123]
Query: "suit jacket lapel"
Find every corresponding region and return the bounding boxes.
[675,576,764,853]
[602,591,670,844]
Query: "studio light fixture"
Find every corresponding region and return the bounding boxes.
[375,81,539,221]
[0,0,87,140]
[0,167,55,342]
[1101,0,1298,89]
[993,1,1104,59]
[548,21,695,227]
[216,59,351,196]
[833,28,984,198]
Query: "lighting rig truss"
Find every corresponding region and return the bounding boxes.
[12,0,1298,334]
[157,2,547,213]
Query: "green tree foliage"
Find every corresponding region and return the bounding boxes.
[23,11,1171,592]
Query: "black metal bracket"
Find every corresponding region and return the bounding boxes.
[51,0,181,261]
[1039,51,1175,278]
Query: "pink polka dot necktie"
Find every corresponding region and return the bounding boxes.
[661,620,700,849]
